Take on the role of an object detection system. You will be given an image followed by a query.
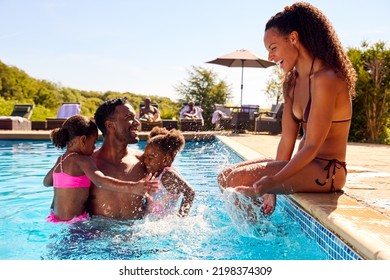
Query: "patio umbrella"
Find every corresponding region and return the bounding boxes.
[206,49,275,107]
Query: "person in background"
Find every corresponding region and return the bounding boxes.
[139,97,161,123]
[218,2,356,216]
[87,97,156,219]
[212,109,228,130]
[142,127,195,219]
[181,101,199,119]
[43,114,158,223]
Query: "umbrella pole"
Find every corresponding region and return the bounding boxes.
[240,60,244,110]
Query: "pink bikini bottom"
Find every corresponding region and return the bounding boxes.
[46,211,88,224]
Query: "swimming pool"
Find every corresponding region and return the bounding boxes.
[0,139,361,260]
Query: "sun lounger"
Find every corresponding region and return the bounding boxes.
[46,102,81,130]
[0,104,34,130]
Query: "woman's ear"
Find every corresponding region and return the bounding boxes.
[289,31,299,45]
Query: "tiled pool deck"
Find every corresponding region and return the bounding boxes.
[1,130,389,259]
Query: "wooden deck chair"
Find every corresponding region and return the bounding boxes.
[11,104,34,119]
[0,104,34,130]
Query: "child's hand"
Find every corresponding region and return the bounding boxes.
[129,174,159,196]
[143,173,159,194]
[144,192,153,203]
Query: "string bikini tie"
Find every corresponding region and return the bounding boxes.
[315,157,347,192]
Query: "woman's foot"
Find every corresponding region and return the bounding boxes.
[262,194,276,215]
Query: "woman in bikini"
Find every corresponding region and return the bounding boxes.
[218,2,357,215]
[43,114,158,223]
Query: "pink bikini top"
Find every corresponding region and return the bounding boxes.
[53,152,91,188]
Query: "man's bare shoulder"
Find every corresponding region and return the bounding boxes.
[92,148,105,161]
[126,148,143,159]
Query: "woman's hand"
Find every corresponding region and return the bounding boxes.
[234,175,274,196]
[253,175,274,190]
[233,185,259,197]
[234,175,277,215]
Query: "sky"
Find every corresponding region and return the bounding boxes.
[0,0,389,108]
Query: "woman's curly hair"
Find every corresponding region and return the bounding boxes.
[266,2,356,97]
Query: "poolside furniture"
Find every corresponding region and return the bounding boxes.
[46,102,81,130]
[231,111,250,133]
[162,119,178,130]
[180,118,203,131]
[241,104,260,131]
[0,104,34,130]
[46,118,68,130]
[31,120,47,130]
[254,103,284,134]
[179,101,204,131]
[140,121,163,131]
[10,104,34,119]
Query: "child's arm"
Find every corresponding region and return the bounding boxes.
[162,170,195,217]
[43,158,60,187]
[43,167,54,186]
[77,155,159,196]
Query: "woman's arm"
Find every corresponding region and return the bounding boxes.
[261,96,299,214]
[275,97,300,161]
[265,72,340,185]
[77,155,159,195]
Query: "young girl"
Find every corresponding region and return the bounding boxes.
[142,127,195,218]
[43,114,158,223]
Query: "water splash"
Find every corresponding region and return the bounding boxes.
[132,204,214,238]
[222,187,275,239]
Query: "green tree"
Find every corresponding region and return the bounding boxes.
[348,42,390,143]
[0,59,181,121]
[0,96,13,116]
[264,66,284,105]
[174,66,232,130]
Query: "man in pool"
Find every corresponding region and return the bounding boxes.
[87,97,151,219]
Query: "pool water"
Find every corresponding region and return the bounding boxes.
[0,139,331,260]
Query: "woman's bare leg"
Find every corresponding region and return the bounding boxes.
[231,159,346,196]
[218,158,277,215]
[222,158,346,219]
[218,157,273,188]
